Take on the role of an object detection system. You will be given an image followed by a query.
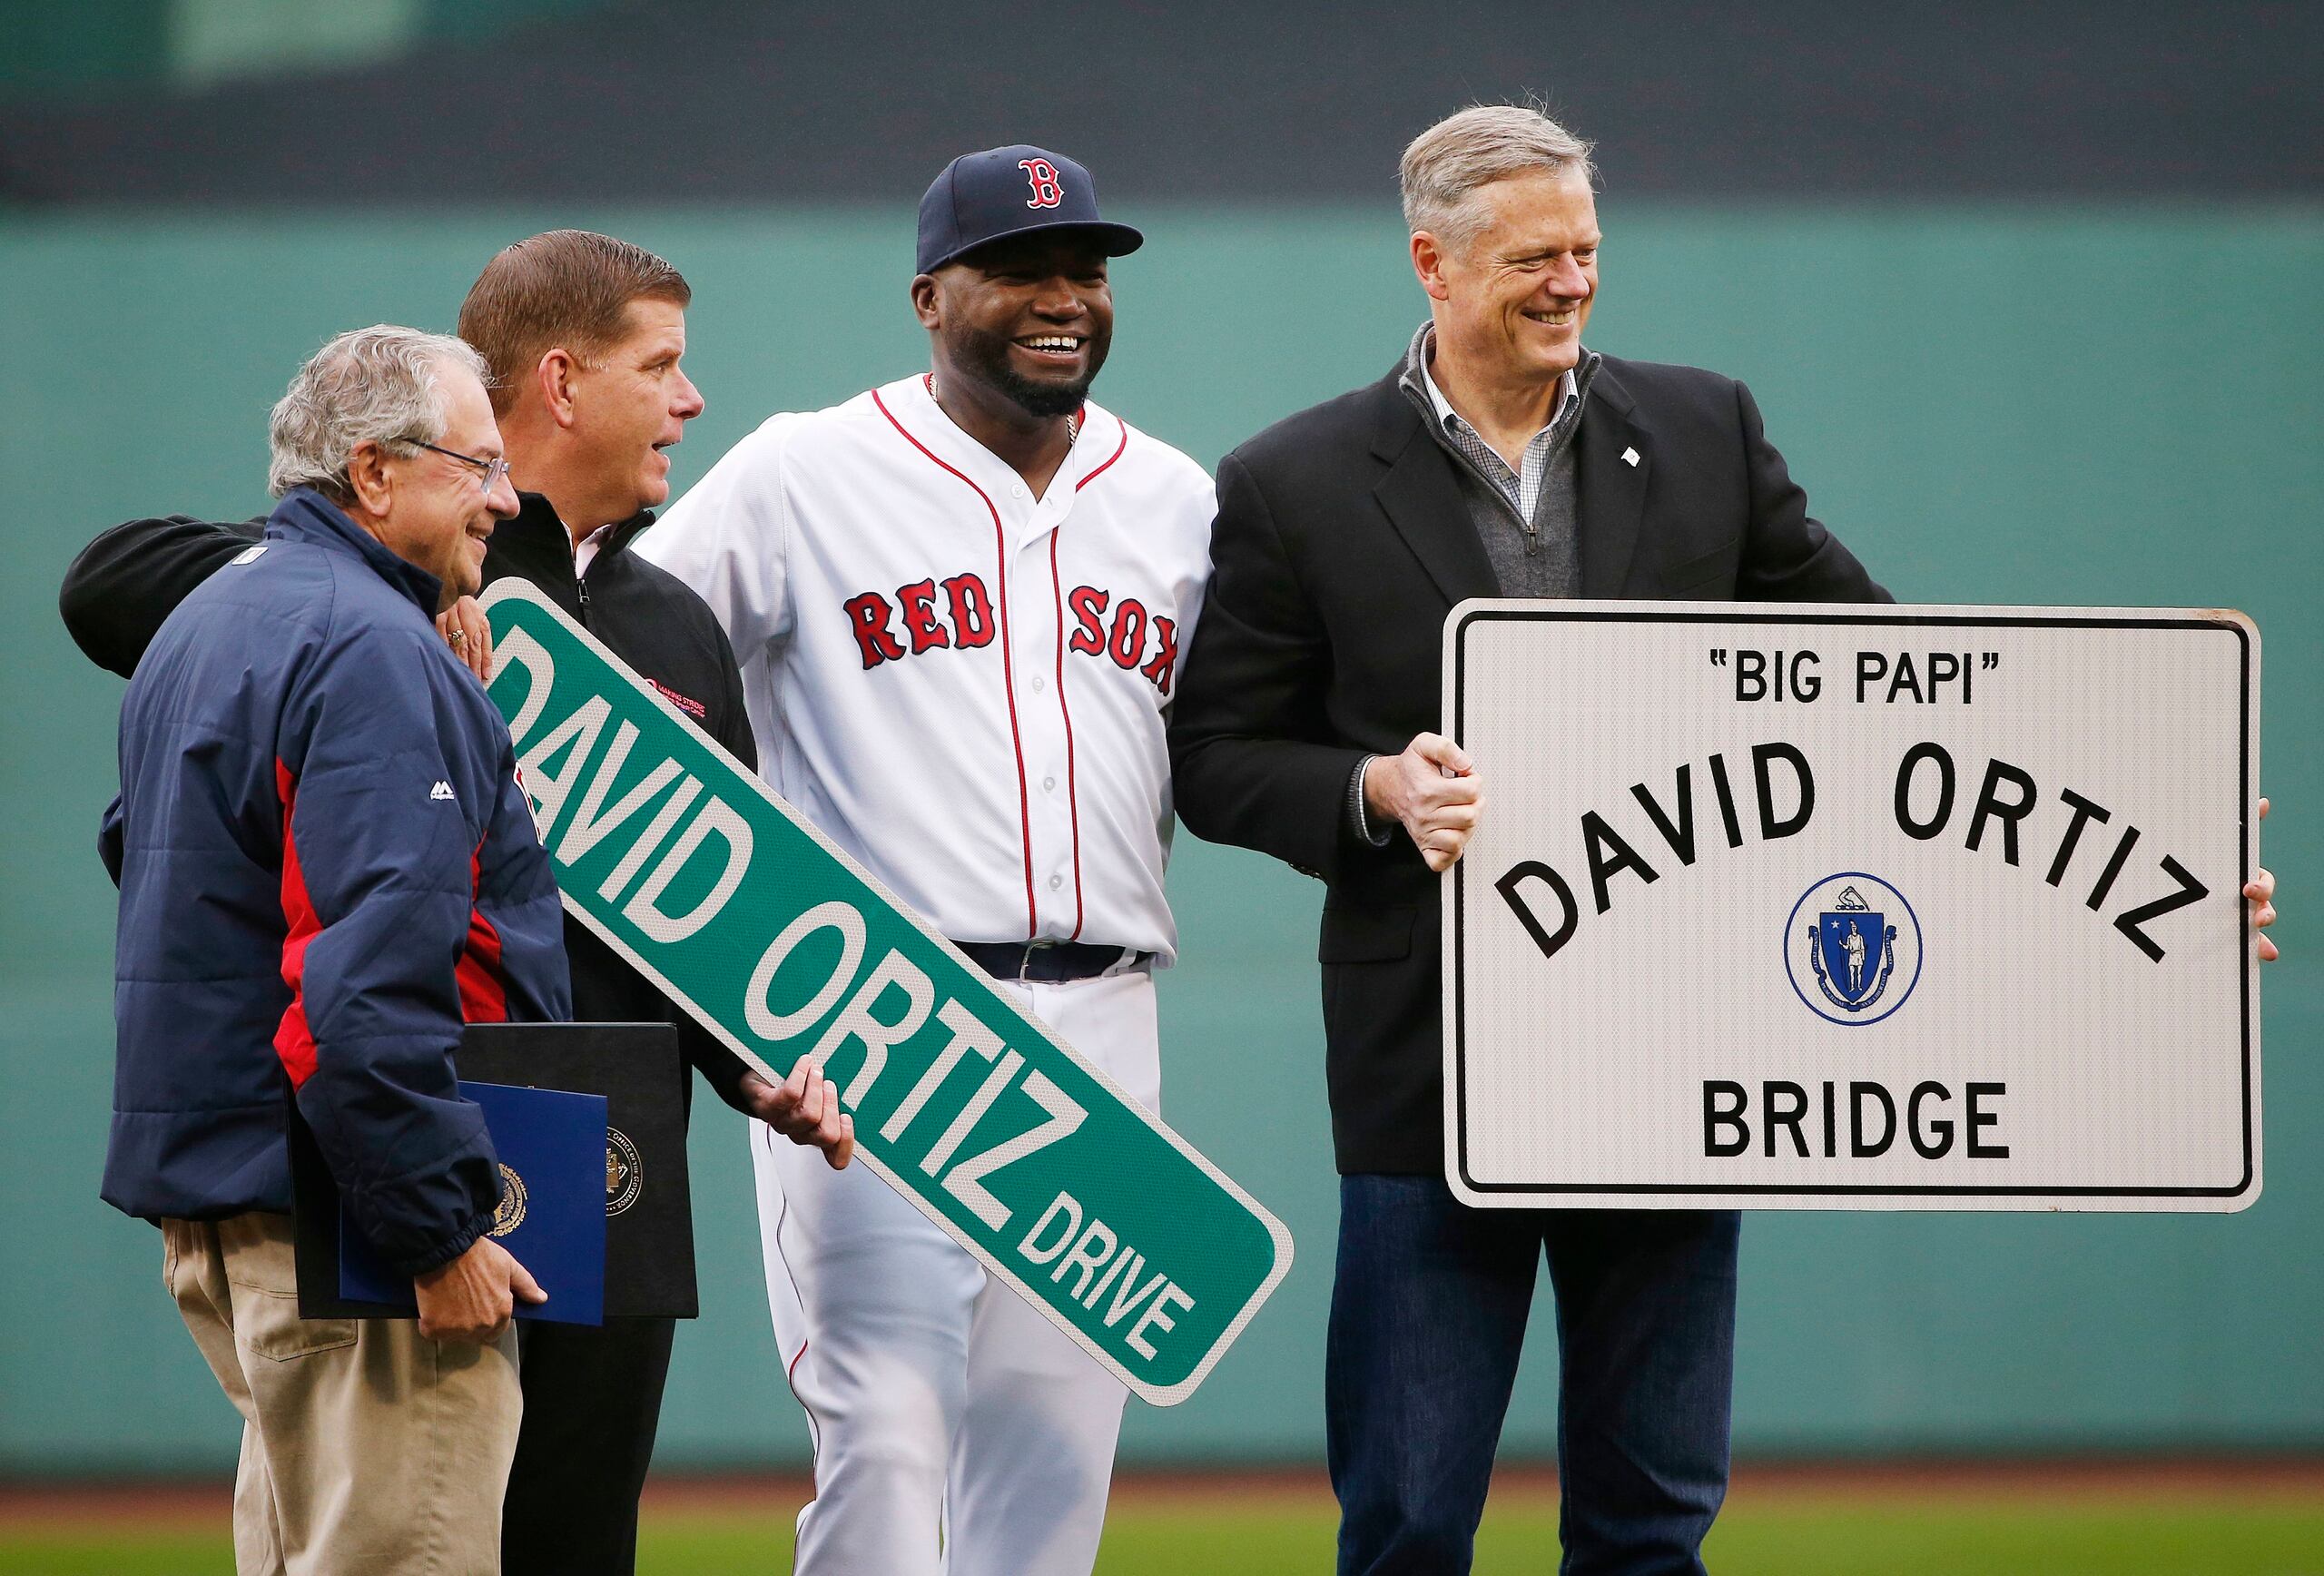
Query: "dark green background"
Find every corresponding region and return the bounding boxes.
[2,203,2315,1469]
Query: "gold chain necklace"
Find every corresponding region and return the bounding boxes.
[925,371,1079,446]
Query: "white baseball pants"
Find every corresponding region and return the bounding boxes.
[751,966,1161,1576]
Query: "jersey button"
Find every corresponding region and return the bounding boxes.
[1031,677,1047,693]
[1043,776,1057,792]
[1010,483,1027,499]
[1049,874,1064,890]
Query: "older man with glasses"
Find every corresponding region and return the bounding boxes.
[64,231,854,1576]
[102,325,566,1576]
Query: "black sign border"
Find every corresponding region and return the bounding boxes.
[1449,607,2256,1200]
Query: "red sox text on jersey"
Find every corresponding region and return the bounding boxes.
[842,572,1181,694]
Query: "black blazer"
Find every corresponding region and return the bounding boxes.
[1168,354,1891,1174]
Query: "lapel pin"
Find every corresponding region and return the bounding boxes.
[1621,447,1640,468]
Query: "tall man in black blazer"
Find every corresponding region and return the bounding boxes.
[1175,103,2288,1576]
[1168,105,1886,1576]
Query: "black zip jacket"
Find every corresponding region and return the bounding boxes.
[63,493,761,1111]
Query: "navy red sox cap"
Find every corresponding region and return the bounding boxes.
[916,144,1144,275]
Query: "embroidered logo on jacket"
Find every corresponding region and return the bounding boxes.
[650,681,707,721]
[430,781,457,802]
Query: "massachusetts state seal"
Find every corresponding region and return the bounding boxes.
[1785,872,1922,1026]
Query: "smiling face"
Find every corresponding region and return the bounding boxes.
[919,231,1114,419]
[1417,163,1600,391]
[378,366,520,605]
[566,297,703,515]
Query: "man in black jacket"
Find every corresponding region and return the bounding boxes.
[61,231,852,1576]
[1168,107,1885,1576]
[1174,104,2283,1576]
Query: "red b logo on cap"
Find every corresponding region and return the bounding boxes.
[1019,159,1064,209]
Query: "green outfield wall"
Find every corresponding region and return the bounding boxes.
[1,204,2316,1471]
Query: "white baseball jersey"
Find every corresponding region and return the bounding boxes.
[636,373,1214,960]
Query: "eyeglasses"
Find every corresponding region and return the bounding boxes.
[404,438,512,495]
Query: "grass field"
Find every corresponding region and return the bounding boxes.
[5,1469,2321,1574]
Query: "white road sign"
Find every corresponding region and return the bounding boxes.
[1444,603,2260,1213]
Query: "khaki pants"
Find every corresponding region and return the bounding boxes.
[163,1212,522,1576]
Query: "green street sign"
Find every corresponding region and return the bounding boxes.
[480,579,1292,1403]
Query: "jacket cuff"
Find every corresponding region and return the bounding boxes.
[685,1025,756,1116]
[396,1206,495,1280]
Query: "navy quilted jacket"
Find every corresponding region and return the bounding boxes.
[101,489,571,1276]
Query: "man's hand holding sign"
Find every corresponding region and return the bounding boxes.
[1364,734,1484,873]
[2249,798,2280,961]
[746,1059,858,1169]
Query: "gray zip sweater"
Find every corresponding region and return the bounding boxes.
[1397,320,1600,599]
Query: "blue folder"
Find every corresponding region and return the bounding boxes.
[338,1080,608,1327]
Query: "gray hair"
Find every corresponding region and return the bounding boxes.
[1400,104,1597,253]
[267,325,489,500]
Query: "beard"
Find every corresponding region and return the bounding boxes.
[950,320,1110,419]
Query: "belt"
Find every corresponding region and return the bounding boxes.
[951,940,1147,983]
